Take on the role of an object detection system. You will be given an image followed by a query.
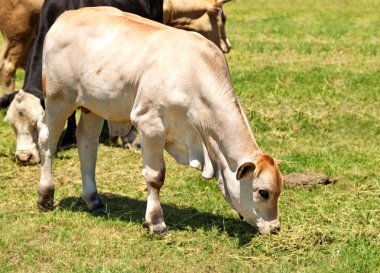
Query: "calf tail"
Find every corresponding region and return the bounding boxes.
[0,91,18,108]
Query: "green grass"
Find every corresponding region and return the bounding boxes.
[0,0,379,272]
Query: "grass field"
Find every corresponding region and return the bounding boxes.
[0,0,379,272]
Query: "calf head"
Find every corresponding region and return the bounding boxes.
[228,154,283,234]
[5,90,43,165]
[164,0,231,53]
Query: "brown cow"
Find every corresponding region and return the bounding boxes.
[0,0,43,94]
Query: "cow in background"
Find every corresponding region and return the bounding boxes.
[0,0,43,94]
[0,0,231,164]
[40,7,282,234]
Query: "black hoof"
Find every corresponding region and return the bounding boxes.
[122,138,141,149]
[146,223,168,235]
[37,187,55,211]
[152,226,168,235]
[90,203,107,216]
[37,199,55,211]
[84,194,106,216]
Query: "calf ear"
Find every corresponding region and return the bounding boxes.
[216,0,232,7]
[209,0,231,14]
[208,5,221,15]
[236,162,256,180]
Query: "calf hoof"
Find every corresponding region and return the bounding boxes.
[37,187,55,211]
[83,194,106,216]
[121,136,141,149]
[148,223,168,235]
[90,203,107,216]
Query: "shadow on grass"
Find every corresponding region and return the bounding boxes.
[58,193,258,246]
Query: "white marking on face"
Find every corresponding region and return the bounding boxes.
[228,160,282,234]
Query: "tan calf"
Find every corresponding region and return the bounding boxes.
[39,7,282,235]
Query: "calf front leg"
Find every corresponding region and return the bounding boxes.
[76,111,105,215]
[139,127,167,234]
[38,109,69,211]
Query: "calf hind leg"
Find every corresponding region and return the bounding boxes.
[76,111,105,215]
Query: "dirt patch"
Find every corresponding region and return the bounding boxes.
[283,172,335,188]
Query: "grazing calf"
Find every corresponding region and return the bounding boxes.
[39,7,282,235]
[0,0,43,94]
[0,0,231,164]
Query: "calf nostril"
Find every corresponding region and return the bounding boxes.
[16,153,32,163]
[271,225,281,234]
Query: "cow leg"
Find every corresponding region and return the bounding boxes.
[139,127,167,234]
[0,39,6,78]
[0,39,19,93]
[37,108,69,211]
[61,111,77,148]
[76,111,105,215]
[0,31,33,94]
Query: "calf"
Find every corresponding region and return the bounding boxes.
[1,0,231,164]
[39,7,282,234]
[0,0,43,94]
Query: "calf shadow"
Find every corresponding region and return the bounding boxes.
[58,193,258,246]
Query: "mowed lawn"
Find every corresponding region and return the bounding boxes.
[0,0,379,272]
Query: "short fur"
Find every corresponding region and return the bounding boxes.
[38,7,282,235]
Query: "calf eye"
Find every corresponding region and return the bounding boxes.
[259,190,269,200]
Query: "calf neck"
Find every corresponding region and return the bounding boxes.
[39,7,282,234]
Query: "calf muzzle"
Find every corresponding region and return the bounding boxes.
[15,151,39,165]
[257,218,281,235]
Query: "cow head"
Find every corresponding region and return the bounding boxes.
[4,90,43,165]
[163,0,231,53]
[224,154,283,234]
